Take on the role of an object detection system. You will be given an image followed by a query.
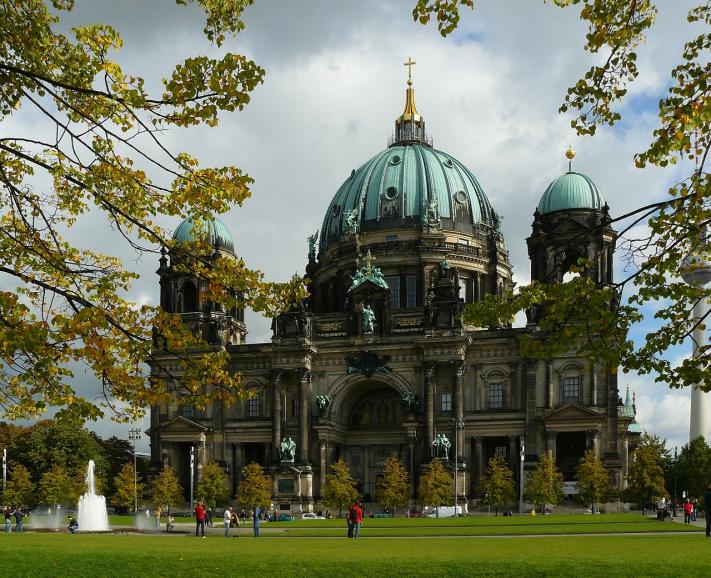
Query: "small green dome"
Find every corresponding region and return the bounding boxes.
[173,216,235,253]
[320,143,497,251]
[537,171,605,215]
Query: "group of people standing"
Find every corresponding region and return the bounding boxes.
[195,502,262,538]
[3,506,25,532]
[346,501,364,539]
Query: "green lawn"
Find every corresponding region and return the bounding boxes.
[0,532,708,577]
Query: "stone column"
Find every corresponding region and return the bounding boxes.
[546,431,557,460]
[408,437,416,497]
[590,364,598,406]
[453,362,465,456]
[271,370,282,462]
[424,363,436,458]
[298,369,311,464]
[319,440,327,497]
[622,433,630,483]
[508,435,517,471]
[545,359,553,409]
[474,437,484,494]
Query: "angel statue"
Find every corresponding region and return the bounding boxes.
[279,437,296,463]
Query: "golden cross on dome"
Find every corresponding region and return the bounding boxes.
[404,57,416,86]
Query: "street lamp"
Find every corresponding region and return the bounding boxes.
[453,419,464,515]
[519,436,525,514]
[128,428,142,513]
[190,445,195,511]
[673,446,678,518]
[289,466,303,514]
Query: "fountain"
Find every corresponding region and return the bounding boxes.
[77,460,110,531]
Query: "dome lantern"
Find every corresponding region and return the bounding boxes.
[389,57,432,148]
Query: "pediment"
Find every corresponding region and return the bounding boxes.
[158,415,208,433]
[544,403,602,423]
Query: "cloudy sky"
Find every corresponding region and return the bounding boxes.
[11,0,703,452]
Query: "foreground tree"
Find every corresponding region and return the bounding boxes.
[621,445,666,515]
[38,464,76,506]
[151,466,184,511]
[675,436,711,500]
[0,0,304,423]
[375,457,410,517]
[480,456,516,516]
[197,462,229,509]
[2,464,35,506]
[413,1,711,394]
[236,463,271,511]
[525,452,564,512]
[323,459,358,517]
[112,462,145,513]
[575,450,611,512]
[418,459,453,515]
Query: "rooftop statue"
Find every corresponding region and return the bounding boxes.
[345,208,360,235]
[279,437,296,463]
[307,230,319,261]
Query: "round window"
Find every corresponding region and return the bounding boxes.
[444,158,454,168]
[385,186,399,200]
[455,191,467,204]
[390,155,401,165]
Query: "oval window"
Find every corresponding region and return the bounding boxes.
[455,191,467,204]
[331,204,341,216]
[444,158,454,168]
[385,186,399,200]
[390,155,401,165]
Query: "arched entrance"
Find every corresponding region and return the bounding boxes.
[335,380,410,501]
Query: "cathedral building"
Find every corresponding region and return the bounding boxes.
[148,66,641,512]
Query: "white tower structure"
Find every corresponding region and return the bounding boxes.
[681,247,711,443]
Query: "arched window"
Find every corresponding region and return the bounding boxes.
[182,281,198,312]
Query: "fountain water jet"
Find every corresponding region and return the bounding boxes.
[77,460,110,531]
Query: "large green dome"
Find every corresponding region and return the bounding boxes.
[319,143,497,251]
[173,216,235,253]
[537,171,605,215]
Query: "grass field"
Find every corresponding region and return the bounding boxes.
[0,532,709,577]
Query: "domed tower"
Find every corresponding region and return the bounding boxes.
[157,216,246,345]
[527,148,616,289]
[307,62,513,336]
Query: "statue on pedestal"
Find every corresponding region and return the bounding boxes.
[279,437,296,463]
[432,433,451,460]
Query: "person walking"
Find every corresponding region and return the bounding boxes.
[206,507,213,528]
[352,501,363,539]
[346,503,354,538]
[4,507,12,533]
[683,499,693,524]
[252,506,261,537]
[195,501,206,538]
[154,506,161,530]
[13,507,24,532]
[704,483,711,538]
[224,507,233,537]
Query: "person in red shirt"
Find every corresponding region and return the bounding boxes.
[352,501,363,538]
[683,499,693,524]
[195,501,206,537]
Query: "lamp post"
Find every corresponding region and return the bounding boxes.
[2,448,6,492]
[673,446,678,518]
[128,428,142,513]
[289,466,303,514]
[190,445,195,511]
[519,436,525,514]
[453,418,464,515]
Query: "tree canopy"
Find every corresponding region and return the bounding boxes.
[235,462,271,510]
[480,455,516,515]
[525,452,564,511]
[375,457,410,516]
[418,459,453,510]
[0,0,304,423]
[323,458,359,516]
[3,464,36,506]
[111,462,145,513]
[413,0,711,393]
[196,462,229,509]
[621,444,666,514]
[151,465,184,509]
[675,436,711,500]
[575,449,611,511]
